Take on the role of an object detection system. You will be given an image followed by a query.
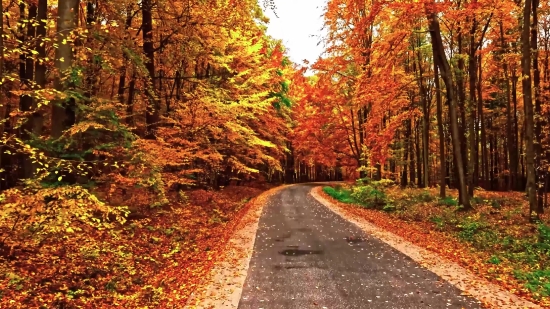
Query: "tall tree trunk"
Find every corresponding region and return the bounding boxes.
[52,0,79,138]
[531,0,544,214]
[21,3,37,179]
[118,8,134,106]
[358,107,366,178]
[85,0,99,97]
[521,0,538,220]
[468,18,478,196]
[477,55,488,191]
[0,0,4,186]
[16,2,27,181]
[408,117,416,184]
[457,32,469,197]
[427,8,471,209]
[489,122,495,189]
[402,120,410,187]
[512,67,521,189]
[127,73,136,126]
[500,22,516,191]
[34,0,46,137]
[415,37,430,189]
[142,0,160,138]
[434,61,446,197]
[415,120,422,186]
[0,0,3,81]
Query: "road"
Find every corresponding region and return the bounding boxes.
[238,184,483,309]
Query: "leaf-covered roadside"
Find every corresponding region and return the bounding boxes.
[322,181,550,308]
[0,185,266,309]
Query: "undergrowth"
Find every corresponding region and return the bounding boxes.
[0,186,264,308]
[322,180,550,305]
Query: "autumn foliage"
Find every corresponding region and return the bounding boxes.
[3,0,550,307]
[0,0,294,307]
[294,0,550,213]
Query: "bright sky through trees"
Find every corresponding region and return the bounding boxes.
[263,0,326,67]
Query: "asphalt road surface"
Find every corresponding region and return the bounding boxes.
[238,184,483,309]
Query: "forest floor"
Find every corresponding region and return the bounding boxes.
[321,182,550,308]
[0,184,272,309]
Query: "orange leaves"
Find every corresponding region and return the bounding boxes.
[0,185,264,309]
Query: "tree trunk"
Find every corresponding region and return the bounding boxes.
[477,55,488,191]
[21,3,37,179]
[531,0,544,214]
[408,117,416,185]
[416,38,430,189]
[434,61,446,197]
[0,0,3,81]
[126,73,136,126]
[402,121,409,187]
[142,0,161,138]
[52,0,79,138]
[468,17,478,196]
[521,0,538,220]
[0,0,4,186]
[457,32,469,196]
[285,141,295,183]
[415,120,422,187]
[34,0,46,137]
[427,8,471,209]
[358,107,366,178]
[500,22,516,191]
[512,67,521,189]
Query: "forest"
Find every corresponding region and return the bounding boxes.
[1,0,550,307]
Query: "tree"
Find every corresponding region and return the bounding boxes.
[522,0,538,220]
[52,0,79,138]
[426,5,471,209]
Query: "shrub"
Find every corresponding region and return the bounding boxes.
[537,224,550,253]
[430,216,446,230]
[414,189,435,203]
[490,199,502,209]
[371,179,395,188]
[351,185,387,209]
[471,196,483,205]
[487,255,502,265]
[323,187,355,203]
[438,196,458,207]
[457,218,486,241]
[515,269,550,297]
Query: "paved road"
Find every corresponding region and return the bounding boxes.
[238,184,483,309]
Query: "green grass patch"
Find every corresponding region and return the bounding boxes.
[515,269,550,297]
[438,196,458,207]
[487,255,502,265]
[323,186,355,204]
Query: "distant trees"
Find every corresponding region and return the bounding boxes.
[294,0,550,216]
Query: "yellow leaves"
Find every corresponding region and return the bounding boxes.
[66,121,109,135]
[249,135,275,148]
[247,43,263,54]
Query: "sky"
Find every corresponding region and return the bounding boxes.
[263,0,327,67]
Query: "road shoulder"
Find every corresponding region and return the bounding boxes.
[184,185,290,309]
[310,186,541,309]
